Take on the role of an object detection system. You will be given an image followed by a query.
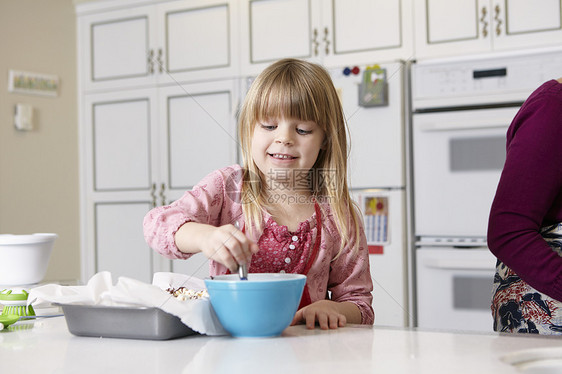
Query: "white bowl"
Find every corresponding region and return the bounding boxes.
[0,233,57,286]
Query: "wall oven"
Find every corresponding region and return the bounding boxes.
[413,106,518,239]
[411,47,562,332]
[416,246,497,332]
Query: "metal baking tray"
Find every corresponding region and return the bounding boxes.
[59,304,198,340]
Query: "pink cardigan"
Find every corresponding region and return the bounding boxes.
[143,165,374,324]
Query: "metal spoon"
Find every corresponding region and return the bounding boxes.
[238,264,248,281]
[235,221,248,281]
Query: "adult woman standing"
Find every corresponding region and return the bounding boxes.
[488,78,562,334]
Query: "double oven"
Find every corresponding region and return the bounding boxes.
[411,48,562,332]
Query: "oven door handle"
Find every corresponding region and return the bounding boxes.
[419,119,509,132]
[423,258,495,271]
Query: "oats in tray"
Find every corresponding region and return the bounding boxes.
[166,286,209,301]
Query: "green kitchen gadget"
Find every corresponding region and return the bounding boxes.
[0,289,36,318]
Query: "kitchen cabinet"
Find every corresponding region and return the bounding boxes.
[80,80,239,282]
[414,0,562,59]
[81,88,159,283]
[77,0,239,92]
[76,0,241,282]
[239,0,413,75]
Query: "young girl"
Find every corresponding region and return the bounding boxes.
[143,58,374,329]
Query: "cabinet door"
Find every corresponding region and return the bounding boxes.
[82,89,160,281]
[321,0,413,67]
[91,99,153,192]
[414,0,491,58]
[492,0,562,51]
[157,0,240,83]
[86,92,159,193]
[159,79,239,201]
[78,5,158,92]
[240,0,321,75]
[95,202,154,283]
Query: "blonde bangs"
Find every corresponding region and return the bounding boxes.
[249,64,329,132]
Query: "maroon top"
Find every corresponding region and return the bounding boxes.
[249,217,315,275]
[488,79,562,301]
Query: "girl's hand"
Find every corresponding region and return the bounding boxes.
[199,224,259,272]
[175,222,259,272]
[291,300,348,330]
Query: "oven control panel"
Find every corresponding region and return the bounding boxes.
[412,47,562,110]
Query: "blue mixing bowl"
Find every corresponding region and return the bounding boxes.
[204,273,306,337]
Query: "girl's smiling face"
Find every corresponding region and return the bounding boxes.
[251,116,325,189]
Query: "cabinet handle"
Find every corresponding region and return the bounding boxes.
[150,183,157,207]
[148,49,155,74]
[480,6,488,38]
[159,183,166,206]
[312,28,319,56]
[494,4,502,36]
[157,48,164,73]
[323,27,330,55]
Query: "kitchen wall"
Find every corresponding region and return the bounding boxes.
[0,0,80,282]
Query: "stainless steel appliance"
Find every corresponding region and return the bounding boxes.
[411,47,562,332]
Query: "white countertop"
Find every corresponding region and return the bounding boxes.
[1,316,562,373]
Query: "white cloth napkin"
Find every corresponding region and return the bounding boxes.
[27,271,227,336]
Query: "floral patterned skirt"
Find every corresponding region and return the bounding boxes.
[492,223,562,334]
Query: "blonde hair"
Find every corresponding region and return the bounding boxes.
[238,58,362,255]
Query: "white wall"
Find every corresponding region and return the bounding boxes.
[0,0,80,282]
